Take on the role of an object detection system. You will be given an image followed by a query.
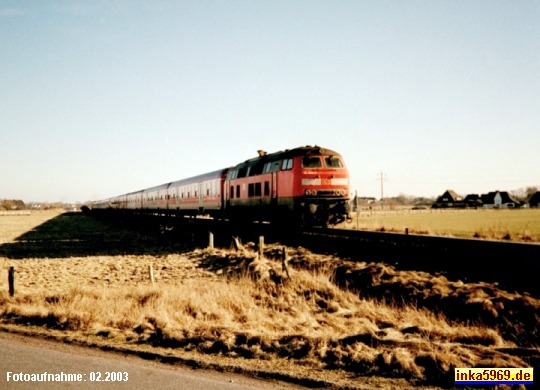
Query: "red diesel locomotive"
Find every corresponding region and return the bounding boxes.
[91,145,351,227]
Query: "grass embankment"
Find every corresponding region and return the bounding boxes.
[344,208,540,242]
[0,211,538,388]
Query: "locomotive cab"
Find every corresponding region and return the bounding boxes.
[295,150,351,227]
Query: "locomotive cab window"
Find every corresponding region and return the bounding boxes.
[302,156,322,168]
[325,156,343,168]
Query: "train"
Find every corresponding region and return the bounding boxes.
[90,145,351,227]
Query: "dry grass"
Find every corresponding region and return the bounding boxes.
[343,208,540,242]
[1,211,538,388]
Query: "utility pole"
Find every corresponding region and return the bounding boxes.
[355,190,359,230]
[377,171,387,210]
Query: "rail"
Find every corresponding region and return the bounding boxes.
[295,228,540,296]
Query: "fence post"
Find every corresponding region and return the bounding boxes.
[148,264,155,286]
[208,231,214,249]
[8,266,15,297]
[259,236,264,258]
[282,247,290,279]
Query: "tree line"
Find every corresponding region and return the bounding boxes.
[0,199,26,210]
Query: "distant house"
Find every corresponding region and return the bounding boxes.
[481,191,520,209]
[463,194,481,208]
[528,191,540,208]
[432,190,463,208]
[350,195,376,211]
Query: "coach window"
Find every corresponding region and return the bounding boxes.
[255,182,261,196]
[236,185,240,198]
[264,181,270,196]
[237,167,248,178]
[281,159,293,170]
[302,156,322,168]
[265,161,281,173]
[230,186,234,199]
[250,162,264,176]
[248,183,255,197]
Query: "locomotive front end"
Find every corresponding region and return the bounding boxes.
[296,148,351,226]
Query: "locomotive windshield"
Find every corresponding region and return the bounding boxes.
[324,156,344,168]
[302,156,322,168]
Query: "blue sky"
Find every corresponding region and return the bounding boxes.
[1,1,539,203]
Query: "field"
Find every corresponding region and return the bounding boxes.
[342,208,540,242]
[1,211,539,389]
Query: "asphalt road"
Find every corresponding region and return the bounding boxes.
[0,332,296,389]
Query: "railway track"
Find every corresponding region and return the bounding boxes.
[89,212,540,296]
[292,228,540,297]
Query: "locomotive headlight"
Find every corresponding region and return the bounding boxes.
[305,189,311,196]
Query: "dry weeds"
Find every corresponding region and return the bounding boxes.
[1,212,538,389]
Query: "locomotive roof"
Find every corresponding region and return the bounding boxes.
[235,145,342,168]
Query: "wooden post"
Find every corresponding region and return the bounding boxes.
[259,236,264,258]
[282,247,290,279]
[8,266,15,297]
[208,231,214,249]
[148,264,155,286]
[231,236,242,251]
